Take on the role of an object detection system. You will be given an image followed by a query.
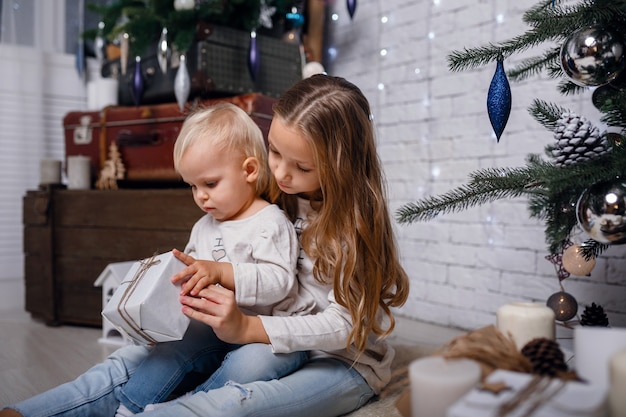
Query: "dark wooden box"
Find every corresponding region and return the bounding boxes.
[23,188,202,326]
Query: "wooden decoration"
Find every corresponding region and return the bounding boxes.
[96,142,126,190]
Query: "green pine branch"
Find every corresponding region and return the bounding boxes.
[580,239,611,260]
[448,0,626,76]
[84,0,295,56]
[507,48,560,82]
[597,87,626,130]
[397,144,626,251]
[528,99,568,131]
[395,166,539,224]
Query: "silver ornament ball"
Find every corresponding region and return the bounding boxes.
[577,180,626,244]
[546,291,578,322]
[560,26,626,86]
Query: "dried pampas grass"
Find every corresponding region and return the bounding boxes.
[436,325,533,380]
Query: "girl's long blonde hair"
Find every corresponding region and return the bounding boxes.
[270,75,410,353]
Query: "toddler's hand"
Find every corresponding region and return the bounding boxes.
[171,248,223,296]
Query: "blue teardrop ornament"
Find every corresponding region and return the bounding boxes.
[347,0,357,20]
[132,56,144,107]
[248,31,260,81]
[75,42,85,80]
[487,58,512,142]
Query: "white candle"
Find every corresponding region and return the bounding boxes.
[575,327,626,391]
[87,78,119,110]
[610,348,626,417]
[496,302,555,350]
[409,356,481,417]
[87,80,98,110]
[67,155,92,190]
[39,159,62,184]
[97,78,118,108]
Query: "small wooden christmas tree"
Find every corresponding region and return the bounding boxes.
[96,142,126,190]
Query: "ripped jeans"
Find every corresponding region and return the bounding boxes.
[116,321,308,413]
[8,344,373,417]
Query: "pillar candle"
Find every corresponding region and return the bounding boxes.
[67,155,92,190]
[610,348,626,417]
[87,78,118,110]
[496,302,555,350]
[409,356,481,417]
[575,327,626,391]
[87,80,99,110]
[39,159,62,184]
[97,78,118,108]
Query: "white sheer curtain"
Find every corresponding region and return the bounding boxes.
[0,0,88,310]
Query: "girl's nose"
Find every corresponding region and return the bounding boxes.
[273,161,290,181]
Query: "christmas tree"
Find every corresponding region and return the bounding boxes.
[397,0,626,267]
[84,0,297,56]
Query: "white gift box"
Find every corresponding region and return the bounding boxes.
[101,251,190,344]
[447,370,607,417]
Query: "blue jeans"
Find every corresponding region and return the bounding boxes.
[117,321,309,412]
[116,321,235,412]
[9,344,150,417]
[8,346,373,417]
[192,343,309,393]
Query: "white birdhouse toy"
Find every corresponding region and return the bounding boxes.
[94,261,135,346]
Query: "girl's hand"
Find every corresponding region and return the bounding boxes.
[171,248,233,295]
[179,285,269,345]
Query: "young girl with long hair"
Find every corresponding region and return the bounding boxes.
[0,74,409,417]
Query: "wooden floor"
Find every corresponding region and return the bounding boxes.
[0,307,464,409]
[0,308,119,406]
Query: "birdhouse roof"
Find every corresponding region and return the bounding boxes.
[94,261,136,287]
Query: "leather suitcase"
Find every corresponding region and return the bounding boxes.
[63,93,277,184]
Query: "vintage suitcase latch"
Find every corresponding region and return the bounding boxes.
[73,115,93,145]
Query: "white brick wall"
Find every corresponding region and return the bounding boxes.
[327,0,626,330]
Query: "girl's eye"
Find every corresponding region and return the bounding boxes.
[205,181,217,188]
[297,166,311,173]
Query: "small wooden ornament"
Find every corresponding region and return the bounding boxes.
[96,142,126,190]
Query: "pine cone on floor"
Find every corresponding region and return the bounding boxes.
[521,338,568,377]
[550,112,610,167]
[580,302,610,327]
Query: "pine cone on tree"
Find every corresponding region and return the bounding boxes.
[550,112,610,167]
[580,302,610,327]
[521,338,568,377]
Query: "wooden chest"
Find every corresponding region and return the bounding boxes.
[23,188,202,326]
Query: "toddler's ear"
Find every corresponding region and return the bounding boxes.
[242,156,260,183]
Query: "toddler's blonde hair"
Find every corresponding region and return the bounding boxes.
[174,102,269,196]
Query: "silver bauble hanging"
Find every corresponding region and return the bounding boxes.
[174,54,191,112]
[157,27,170,74]
[577,179,626,244]
[560,26,626,87]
